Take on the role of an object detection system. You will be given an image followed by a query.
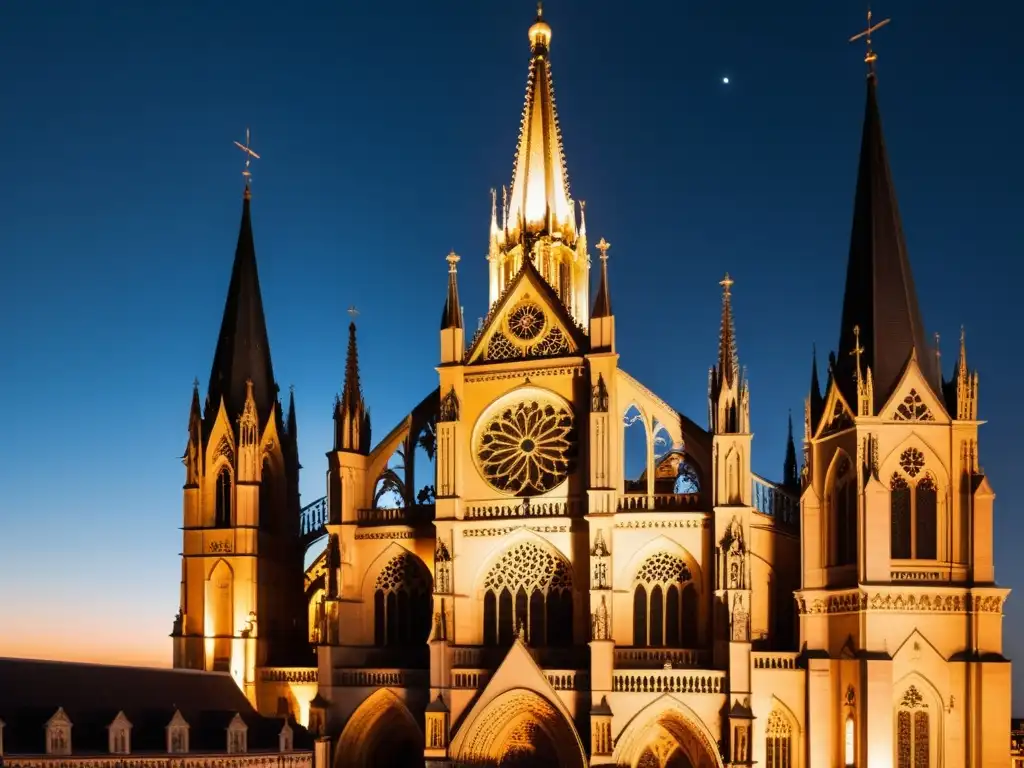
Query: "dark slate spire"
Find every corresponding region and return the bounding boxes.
[833,73,940,410]
[440,251,463,330]
[783,411,799,491]
[286,386,298,440]
[204,188,277,434]
[334,320,370,454]
[591,237,612,318]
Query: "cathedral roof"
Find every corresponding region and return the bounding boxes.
[204,188,278,435]
[505,5,575,245]
[0,658,310,754]
[832,72,940,409]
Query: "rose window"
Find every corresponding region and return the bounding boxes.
[476,398,576,495]
[507,302,546,341]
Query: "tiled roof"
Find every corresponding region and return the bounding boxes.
[0,658,311,755]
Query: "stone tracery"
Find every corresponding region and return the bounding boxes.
[482,540,573,646]
[633,551,698,648]
[372,551,432,647]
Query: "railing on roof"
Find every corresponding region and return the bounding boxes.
[752,474,799,528]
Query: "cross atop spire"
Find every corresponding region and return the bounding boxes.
[849,8,891,73]
[233,128,261,195]
[441,251,463,330]
[347,305,360,320]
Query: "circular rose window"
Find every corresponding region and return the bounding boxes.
[507,302,546,341]
[475,395,576,496]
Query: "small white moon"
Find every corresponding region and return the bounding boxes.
[722,76,730,85]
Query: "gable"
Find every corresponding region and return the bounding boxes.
[814,380,855,439]
[881,356,950,424]
[466,259,585,365]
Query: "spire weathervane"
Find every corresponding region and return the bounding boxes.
[849,7,891,71]
[233,128,261,187]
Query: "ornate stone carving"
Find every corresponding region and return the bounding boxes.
[730,593,749,642]
[434,539,452,594]
[901,686,926,709]
[483,541,572,593]
[591,596,610,641]
[720,517,746,590]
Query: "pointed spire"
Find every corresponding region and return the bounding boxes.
[441,251,463,330]
[946,325,979,420]
[204,187,277,435]
[591,237,612,318]
[717,273,739,387]
[286,385,298,439]
[335,313,370,454]
[506,4,575,245]
[783,411,799,491]
[833,67,940,410]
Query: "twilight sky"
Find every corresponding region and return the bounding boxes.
[0,0,1019,702]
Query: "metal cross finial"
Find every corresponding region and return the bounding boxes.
[234,128,261,186]
[289,383,295,395]
[850,324,865,371]
[596,237,611,263]
[719,273,734,296]
[192,376,200,390]
[347,305,360,320]
[447,250,461,273]
[536,1,543,19]
[849,8,891,70]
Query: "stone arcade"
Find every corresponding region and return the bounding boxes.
[170,8,1011,768]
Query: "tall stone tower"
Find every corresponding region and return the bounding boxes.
[173,185,307,704]
[797,59,1010,766]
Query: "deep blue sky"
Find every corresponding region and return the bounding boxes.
[0,0,1019,696]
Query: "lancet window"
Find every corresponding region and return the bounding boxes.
[215,467,232,528]
[765,710,793,768]
[890,450,938,560]
[896,686,930,768]
[481,541,573,647]
[373,552,432,646]
[830,455,857,566]
[631,551,697,647]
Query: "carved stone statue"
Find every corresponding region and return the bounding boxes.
[591,374,609,413]
[439,387,460,422]
[171,608,183,636]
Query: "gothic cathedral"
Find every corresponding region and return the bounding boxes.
[171,8,1011,768]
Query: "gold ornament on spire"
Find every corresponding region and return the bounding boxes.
[849,7,891,71]
[719,272,735,297]
[447,250,461,273]
[596,237,610,263]
[233,128,261,190]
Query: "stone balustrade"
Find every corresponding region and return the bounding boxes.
[0,755,313,768]
[751,652,801,670]
[612,670,726,695]
[260,667,318,683]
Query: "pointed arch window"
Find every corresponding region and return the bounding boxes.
[482,541,573,647]
[765,710,793,768]
[896,686,930,768]
[831,456,857,566]
[890,465,939,560]
[215,468,232,528]
[373,552,432,646]
[632,551,696,647]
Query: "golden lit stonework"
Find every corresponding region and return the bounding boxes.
[475,394,575,495]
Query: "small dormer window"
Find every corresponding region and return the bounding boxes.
[279,720,294,753]
[108,711,132,755]
[226,713,248,754]
[166,710,190,754]
[46,707,72,756]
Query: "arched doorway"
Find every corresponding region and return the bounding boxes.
[614,702,723,768]
[452,689,586,768]
[335,689,423,768]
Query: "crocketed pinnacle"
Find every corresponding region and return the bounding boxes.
[833,72,940,410]
[440,251,463,330]
[505,4,574,245]
[204,187,277,437]
[340,322,363,417]
[716,273,739,387]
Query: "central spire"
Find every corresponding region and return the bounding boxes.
[488,6,590,326]
[506,3,575,245]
